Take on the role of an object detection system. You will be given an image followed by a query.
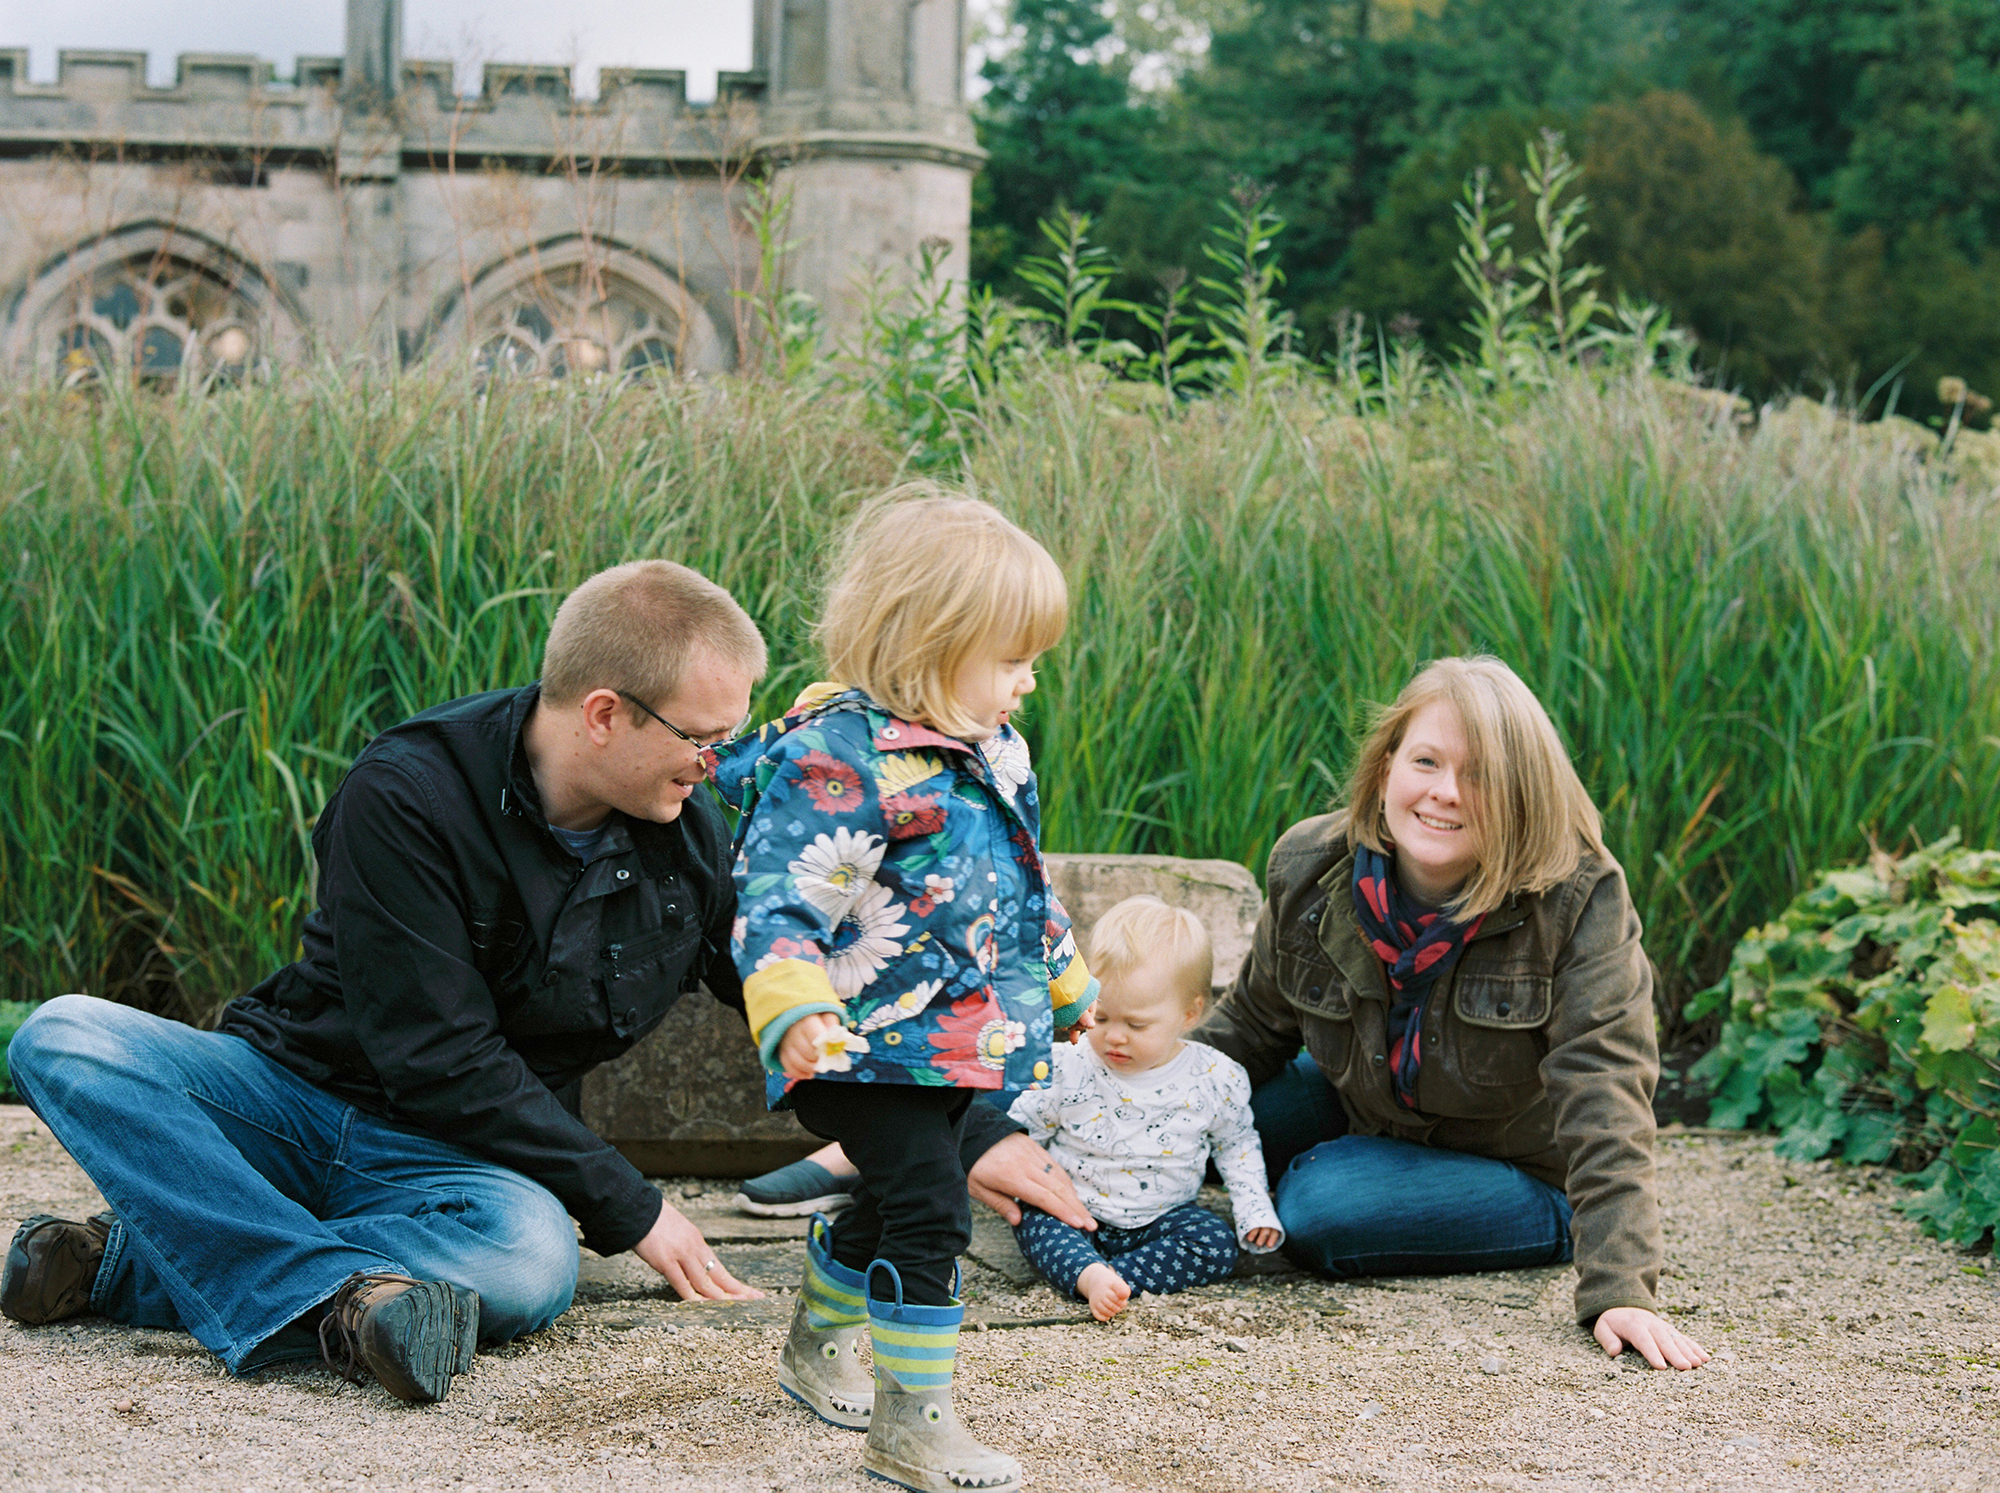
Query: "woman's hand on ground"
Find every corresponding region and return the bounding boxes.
[966,1132,1096,1230]
[633,1201,763,1301]
[776,1012,841,1081]
[1243,1226,1282,1249]
[1593,1307,1709,1370]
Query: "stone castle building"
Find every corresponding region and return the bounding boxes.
[0,0,980,384]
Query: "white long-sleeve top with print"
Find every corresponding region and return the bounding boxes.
[1006,1037,1285,1251]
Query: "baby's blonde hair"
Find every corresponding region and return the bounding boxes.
[1088,895,1213,1011]
[1342,654,1610,918]
[818,485,1068,739]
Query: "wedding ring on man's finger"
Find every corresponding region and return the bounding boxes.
[702,1259,719,1273]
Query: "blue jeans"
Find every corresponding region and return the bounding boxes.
[7,995,578,1373]
[1250,1052,1574,1278]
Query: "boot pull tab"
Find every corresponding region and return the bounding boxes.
[866,1258,907,1310]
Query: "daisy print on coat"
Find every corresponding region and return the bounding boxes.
[713,683,1097,1100]
[822,881,911,998]
[788,827,887,920]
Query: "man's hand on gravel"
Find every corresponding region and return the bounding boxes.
[967,1132,1095,1230]
[633,1202,762,1301]
[1594,1306,1709,1370]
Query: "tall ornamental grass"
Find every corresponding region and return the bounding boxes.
[3,360,1995,1036]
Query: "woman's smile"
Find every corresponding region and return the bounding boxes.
[1381,698,1480,905]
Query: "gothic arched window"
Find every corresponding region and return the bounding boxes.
[475,266,683,379]
[44,257,263,389]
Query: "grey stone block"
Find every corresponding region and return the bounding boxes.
[1043,851,1263,997]
[580,852,1265,1177]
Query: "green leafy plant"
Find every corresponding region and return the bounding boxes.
[734,176,824,385]
[1197,183,1306,401]
[842,237,981,471]
[1688,834,2000,1245]
[1013,207,1139,365]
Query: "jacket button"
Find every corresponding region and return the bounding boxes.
[1497,1001,1512,1017]
[616,869,630,881]
[622,1008,638,1025]
[1372,1052,1386,1067]
[1308,986,1322,1001]
[1305,909,1320,925]
[882,726,900,739]
[543,970,558,987]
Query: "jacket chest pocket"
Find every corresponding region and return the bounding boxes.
[1275,941,1354,1076]
[1445,974,1550,1095]
[601,921,701,1040]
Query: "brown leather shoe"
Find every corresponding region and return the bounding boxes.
[2,1212,114,1325]
[318,1271,478,1405]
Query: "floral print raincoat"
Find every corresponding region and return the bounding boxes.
[711,684,1097,1103]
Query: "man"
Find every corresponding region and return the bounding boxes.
[3,559,1097,1406]
[3,561,769,1402]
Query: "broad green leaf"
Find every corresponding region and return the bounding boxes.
[1922,982,1979,1053]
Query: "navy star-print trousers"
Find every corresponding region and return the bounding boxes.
[1014,1201,1238,1297]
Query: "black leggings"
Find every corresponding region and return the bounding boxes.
[789,1081,973,1307]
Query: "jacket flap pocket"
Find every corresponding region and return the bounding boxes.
[1276,948,1353,1019]
[1454,974,1551,1029]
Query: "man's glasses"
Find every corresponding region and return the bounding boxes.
[617,691,748,748]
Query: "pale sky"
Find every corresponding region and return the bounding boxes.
[0,1,759,102]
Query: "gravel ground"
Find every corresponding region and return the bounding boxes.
[3,1103,1998,1492]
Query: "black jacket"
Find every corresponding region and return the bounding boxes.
[219,685,742,1255]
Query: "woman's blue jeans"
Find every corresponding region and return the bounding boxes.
[7,995,579,1373]
[1250,1052,1574,1278]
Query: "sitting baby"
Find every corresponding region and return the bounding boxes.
[1007,894,1283,1320]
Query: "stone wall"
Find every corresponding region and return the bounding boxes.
[579,853,1265,1176]
[0,0,982,381]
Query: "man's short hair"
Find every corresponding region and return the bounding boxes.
[540,560,767,709]
[1087,895,1214,1010]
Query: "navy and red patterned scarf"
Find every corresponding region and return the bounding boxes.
[1352,844,1486,1111]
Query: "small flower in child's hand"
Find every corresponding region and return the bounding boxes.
[811,1027,872,1074]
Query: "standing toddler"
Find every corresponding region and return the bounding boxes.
[712,490,1095,1493]
[1007,895,1282,1320]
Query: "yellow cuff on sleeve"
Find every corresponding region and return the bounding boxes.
[1050,950,1094,1012]
[744,959,844,1044]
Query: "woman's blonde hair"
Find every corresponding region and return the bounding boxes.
[818,486,1068,739]
[1088,895,1213,1010]
[1342,655,1609,918]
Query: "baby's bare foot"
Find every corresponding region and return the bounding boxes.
[1076,1263,1131,1321]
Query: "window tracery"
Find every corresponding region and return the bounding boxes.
[44,258,263,389]
[474,266,681,379]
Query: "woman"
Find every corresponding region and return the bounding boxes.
[1199,655,1706,1371]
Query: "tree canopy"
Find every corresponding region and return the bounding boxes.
[971,0,2000,417]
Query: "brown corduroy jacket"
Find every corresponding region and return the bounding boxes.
[1196,814,1664,1324]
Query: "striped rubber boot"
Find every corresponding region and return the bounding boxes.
[863,1262,1020,1493]
[778,1215,874,1429]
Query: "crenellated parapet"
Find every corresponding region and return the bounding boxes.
[0,50,334,153]
[0,48,766,166]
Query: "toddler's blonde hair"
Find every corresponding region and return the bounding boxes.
[1342,654,1610,919]
[818,485,1068,739]
[1088,895,1213,1011]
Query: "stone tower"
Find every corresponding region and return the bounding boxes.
[755,0,984,331]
